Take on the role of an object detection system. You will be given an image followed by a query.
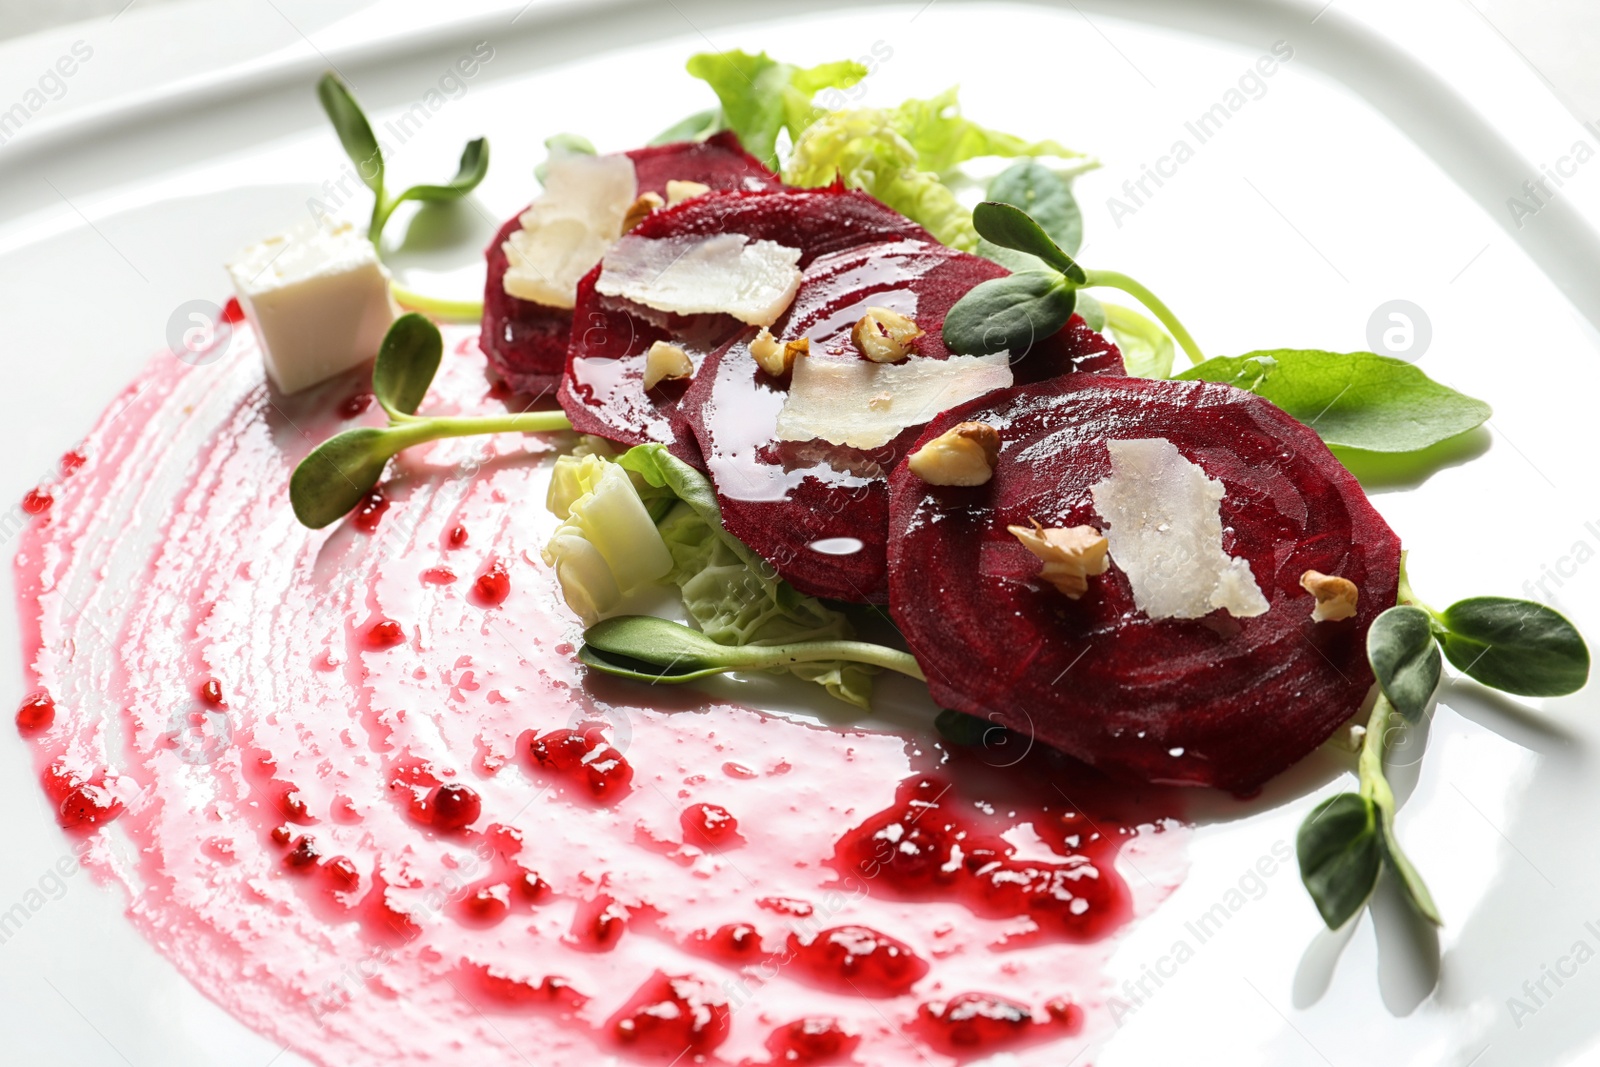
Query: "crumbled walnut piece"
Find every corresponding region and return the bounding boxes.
[622,191,665,232]
[1301,569,1359,622]
[750,331,807,376]
[1007,521,1110,599]
[907,421,1001,486]
[851,307,924,363]
[665,179,712,206]
[641,340,694,390]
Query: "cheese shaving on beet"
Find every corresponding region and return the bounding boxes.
[596,233,803,326]
[775,353,1013,450]
[1089,437,1269,619]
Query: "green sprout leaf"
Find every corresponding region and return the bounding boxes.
[580,617,756,683]
[578,615,927,686]
[372,312,443,418]
[290,427,399,530]
[317,72,383,195]
[1103,303,1176,379]
[979,159,1083,268]
[1175,350,1492,454]
[1378,809,1442,925]
[391,137,489,205]
[1437,597,1591,696]
[1367,606,1443,723]
[1297,792,1383,929]
[971,201,1085,282]
[942,270,1076,357]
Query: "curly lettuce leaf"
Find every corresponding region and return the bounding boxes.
[541,459,675,626]
[618,444,874,709]
[684,50,867,167]
[890,88,1082,174]
[785,88,1091,251]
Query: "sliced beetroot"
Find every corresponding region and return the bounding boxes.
[479,132,781,397]
[676,236,1123,603]
[887,375,1400,793]
[558,185,937,461]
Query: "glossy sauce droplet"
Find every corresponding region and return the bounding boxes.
[786,925,929,997]
[528,726,634,802]
[221,296,246,323]
[59,450,86,477]
[58,783,122,829]
[913,992,1039,1053]
[363,619,406,651]
[470,560,511,606]
[197,677,226,707]
[607,971,729,1056]
[427,783,481,831]
[681,802,740,848]
[765,1017,860,1064]
[339,392,374,418]
[15,690,54,733]
[807,536,865,556]
[352,490,389,533]
[446,524,469,549]
[22,488,52,515]
[420,567,456,586]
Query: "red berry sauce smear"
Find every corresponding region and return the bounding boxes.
[11,322,1189,1066]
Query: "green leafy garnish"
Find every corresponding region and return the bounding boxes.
[1175,350,1492,454]
[940,271,1076,358]
[1436,597,1590,697]
[1298,564,1589,929]
[683,50,868,167]
[1366,606,1442,723]
[782,87,1090,250]
[579,616,924,689]
[979,158,1084,270]
[944,201,1203,364]
[1297,792,1382,928]
[316,72,489,248]
[290,315,570,529]
[648,108,722,147]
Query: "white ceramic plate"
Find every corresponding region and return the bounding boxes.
[2,1,1598,1064]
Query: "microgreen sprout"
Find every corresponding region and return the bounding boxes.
[316,73,489,321]
[289,314,570,529]
[944,201,1205,365]
[1297,558,1589,928]
[578,615,926,685]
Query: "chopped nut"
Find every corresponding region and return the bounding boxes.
[907,421,1002,487]
[1007,521,1110,599]
[851,306,924,363]
[867,392,893,412]
[665,179,712,206]
[641,340,694,390]
[1301,569,1359,622]
[621,191,664,232]
[750,328,806,377]
[1341,723,1367,752]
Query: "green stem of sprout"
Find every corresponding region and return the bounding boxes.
[390,281,486,323]
[1082,269,1204,365]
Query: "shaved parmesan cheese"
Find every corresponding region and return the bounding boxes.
[1089,438,1269,620]
[596,233,802,326]
[775,353,1013,450]
[502,154,637,309]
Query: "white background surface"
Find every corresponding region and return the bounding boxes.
[1,1,1599,1065]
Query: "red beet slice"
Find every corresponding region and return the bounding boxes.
[479,132,781,397]
[677,236,1123,604]
[557,185,937,461]
[887,375,1400,793]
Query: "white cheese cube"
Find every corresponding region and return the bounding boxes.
[227,220,397,395]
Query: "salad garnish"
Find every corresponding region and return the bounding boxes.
[1298,561,1588,928]
[288,314,569,528]
[316,73,489,321]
